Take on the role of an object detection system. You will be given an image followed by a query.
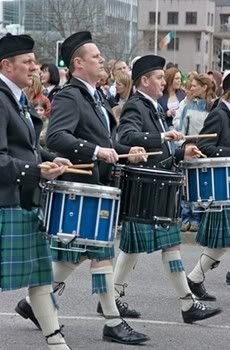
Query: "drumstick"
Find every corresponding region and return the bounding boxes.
[118,151,163,159]
[38,164,93,175]
[69,163,95,169]
[164,133,217,141]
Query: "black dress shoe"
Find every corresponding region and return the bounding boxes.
[187,277,216,301]
[226,271,230,285]
[182,300,222,324]
[15,298,41,330]
[97,299,141,318]
[103,319,150,344]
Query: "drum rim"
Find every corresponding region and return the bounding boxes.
[182,157,230,168]
[45,180,121,196]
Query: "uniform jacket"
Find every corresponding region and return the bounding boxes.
[118,91,184,169]
[46,77,130,185]
[0,78,54,208]
[198,102,230,157]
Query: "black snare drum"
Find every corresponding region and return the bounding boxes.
[119,166,184,225]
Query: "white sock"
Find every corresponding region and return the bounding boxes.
[113,251,139,299]
[29,285,61,337]
[188,247,226,283]
[162,250,193,311]
[26,261,78,305]
[91,266,121,327]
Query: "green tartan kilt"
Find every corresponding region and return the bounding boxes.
[50,238,115,263]
[119,221,182,254]
[0,208,53,291]
[196,210,230,248]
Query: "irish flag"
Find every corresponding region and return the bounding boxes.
[159,32,174,49]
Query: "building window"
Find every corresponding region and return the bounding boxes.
[167,38,179,51]
[211,14,213,26]
[207,12,210,26]
[167,12,178,25]
[205,41,208,54]
[220,14,230,25]
[196,64,201,73]
[149,11,160,25]
[186,12,197,25]
[196,38,201,51]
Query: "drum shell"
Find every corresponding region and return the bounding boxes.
[43,181,120,247]
[119,166,184,225]
[182,158,230,204]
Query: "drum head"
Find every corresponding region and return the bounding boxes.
[122,165,183,180]
[182,157,230,169]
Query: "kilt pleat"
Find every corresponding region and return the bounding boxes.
[0,208,53,291]
[196,210,230,248]
[119,221,181,254]
[50,239,115,263]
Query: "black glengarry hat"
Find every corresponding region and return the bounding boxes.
[132,55,165,83]
[0,33,34,60]
[223,72,230,93]
[61,31,93,68]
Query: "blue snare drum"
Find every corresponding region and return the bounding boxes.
[43,181,120,247]
[183,158,230,209]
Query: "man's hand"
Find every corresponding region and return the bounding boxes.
[184,143,202,160]
[40,161,67,180]
[163,130,185,141]
[128,146,147,163]
[97,147,119,163]
[53,157,73,167]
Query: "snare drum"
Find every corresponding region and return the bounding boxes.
[183,158,230,208]
[43,181,120,247]
[119,166,184,225]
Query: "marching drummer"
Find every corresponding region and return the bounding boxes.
[112,54,222,324]
[187,73,230,300]
[0,33,73,349]
[15,31,150,345]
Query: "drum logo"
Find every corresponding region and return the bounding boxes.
[100,210,109,219]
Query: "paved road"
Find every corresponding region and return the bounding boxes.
[0,241,230,350]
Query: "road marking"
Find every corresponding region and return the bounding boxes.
[0,312,229,329]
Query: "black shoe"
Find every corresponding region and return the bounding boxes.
[187,277,216,301]
[103,319,150,344]
[226,271,230,285]
[15,298,41,330]
[97,299,141,318]
[182,300,222,324]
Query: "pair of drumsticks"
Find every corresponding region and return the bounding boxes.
[38,133,216,175]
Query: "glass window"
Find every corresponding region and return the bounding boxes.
[196,38,201,52]
[207,13,210,26]
[196,64,201,73]
[149,11,160,25]
[168,12,178,25]
[186,12,197,25]
[205,41,208,54]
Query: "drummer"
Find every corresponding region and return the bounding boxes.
[112,55,222,323]
[187,73,230,300]
[15,31,151,345]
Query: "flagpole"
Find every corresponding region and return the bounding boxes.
[154,0,159,55]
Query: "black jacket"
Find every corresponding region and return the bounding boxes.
[118,91,184,169]
[0,79,54,208]
[198,102,230,157]
[46,77,130,184]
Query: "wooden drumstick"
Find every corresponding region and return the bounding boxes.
[118,151,163,159]
[164,133,217,141]
[69,163,95,169]
[38,164,93,175]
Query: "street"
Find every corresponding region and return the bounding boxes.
[0,241,230,350]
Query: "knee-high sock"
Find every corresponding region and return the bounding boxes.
[188,247,227,283]
[162,250,193,311]
[91,265,121,327]
[113,251,139,299]
[26,261,78,305]
[29,285,62,337]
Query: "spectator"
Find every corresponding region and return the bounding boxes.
[40,63,60,101]
[108,72,132,108]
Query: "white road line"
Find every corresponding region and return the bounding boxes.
[0,312,229,329]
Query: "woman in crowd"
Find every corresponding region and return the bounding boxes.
[158,67,185,128]
[40,63,60,101]
[108,72,132,109]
